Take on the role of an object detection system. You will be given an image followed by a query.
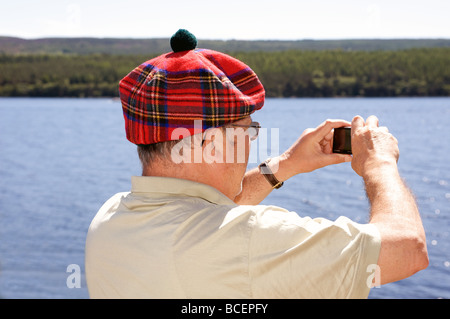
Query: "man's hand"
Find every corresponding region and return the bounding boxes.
[350,115,399,177]
[276,119,352,181]
[236,119,352,205]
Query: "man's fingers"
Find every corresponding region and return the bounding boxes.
[351,115,364,136]
[317,119,351,136]
[328,153,352,164]
[366,115,379,128]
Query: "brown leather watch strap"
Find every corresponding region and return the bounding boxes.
[259,158,284,189]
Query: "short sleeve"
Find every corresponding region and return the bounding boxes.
[248,206,381,298]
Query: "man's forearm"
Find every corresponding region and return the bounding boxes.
[235,119,352,205]
[233,167,272,205]
[365,165,423,229]
[364,164,428,284]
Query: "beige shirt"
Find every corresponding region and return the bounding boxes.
[85,176,380,299]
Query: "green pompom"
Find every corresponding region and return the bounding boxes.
[170,29,197,53]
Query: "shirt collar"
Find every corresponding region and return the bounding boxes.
[131,176,236,206]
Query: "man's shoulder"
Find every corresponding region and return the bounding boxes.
[233,204,291,218]
[99,191,130,211]
[88,192,130,226]
[228,204,305,229]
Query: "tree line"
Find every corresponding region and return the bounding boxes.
[2,36,449,55]
[0,48,449,98]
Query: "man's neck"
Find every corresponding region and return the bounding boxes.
[143,161,236,200]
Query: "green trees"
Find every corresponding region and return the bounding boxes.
[0,48,448,97]
[235,48,450,97]
[0,53,150,97]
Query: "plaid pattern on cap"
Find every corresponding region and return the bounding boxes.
[119,49,265,145]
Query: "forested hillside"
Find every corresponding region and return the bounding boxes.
[2,37,449,54]
[235,48,450,97]
[0,37,449,98]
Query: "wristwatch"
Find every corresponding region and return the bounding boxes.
[259,158,284,189]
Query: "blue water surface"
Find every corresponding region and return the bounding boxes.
[0,97,449,298]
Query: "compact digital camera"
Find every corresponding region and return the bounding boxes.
[332,127,352,155]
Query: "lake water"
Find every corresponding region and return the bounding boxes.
[0,97,449,299]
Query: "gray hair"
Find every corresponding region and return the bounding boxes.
[137,140,179,170]
[136,128,212,169]
[137,125,241,170]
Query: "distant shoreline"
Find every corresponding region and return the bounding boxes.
[1,37,450,55]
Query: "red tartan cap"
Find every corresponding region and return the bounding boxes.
[119,29,265,145]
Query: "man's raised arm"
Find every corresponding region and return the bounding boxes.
[351,115,429,285]
[234,119,352,205]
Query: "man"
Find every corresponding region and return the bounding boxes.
[85,30,428,298]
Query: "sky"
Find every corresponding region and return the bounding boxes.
[1,0,449,40]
